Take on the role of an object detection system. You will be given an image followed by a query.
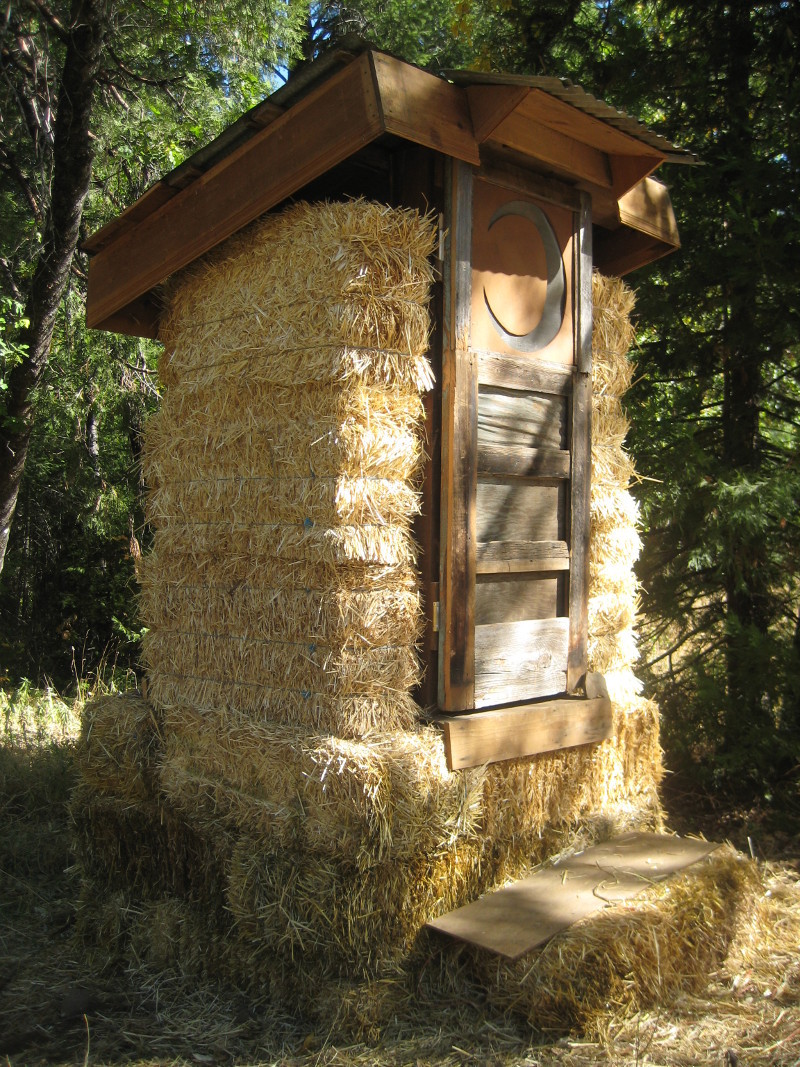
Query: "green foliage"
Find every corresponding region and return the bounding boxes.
[0,0,309,687]
[614,1,800,797]
[0,296,29,429]
[0,283,160,687]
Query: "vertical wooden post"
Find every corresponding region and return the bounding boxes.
[439,160,477,711]
[395,147,444,710]
[567,192,593,692]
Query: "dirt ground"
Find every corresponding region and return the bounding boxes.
[2,728,799,1066]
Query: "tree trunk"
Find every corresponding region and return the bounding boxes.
[0,0,107,576]
[717,3,772,761]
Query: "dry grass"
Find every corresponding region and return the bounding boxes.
[3,769,799,1067]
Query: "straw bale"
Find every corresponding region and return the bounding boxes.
[159,751,299,850]
[601,667,644,704]
[159,200,437,391]
[589,522,642,571]
[604,697,663,809]
[590,484,641,533]
[140,524,417,585]
[266,960,411,1044]
[138,543,417,597]
[75,691,162,803]
[588,589,639,638]
[146,473,421,530]
[127,896,234,979]
[160,707,484,866]
[591,398,636,491]
[145,673,421,735]
[70,782,231,906]
[588,277,644,686]
[161,343,435,395]
[470,846,761,1036]
[138,582,422,650]
[591,271,636,395]
[591,442,637,490]
[150,377,426,433]
[226,837,489,980]
[481,694,662,856]
[589,560,639,599]
[590,273,641,651]
[143,628,420,701]
[73,888,234,981]
[138,199,435,738]
[148,517,417,566]
[143,381,426,485]
[591,392,631,443]
[73,888,135,966]
[588,625,640,674]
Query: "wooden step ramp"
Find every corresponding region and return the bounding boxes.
[426,831,719,959]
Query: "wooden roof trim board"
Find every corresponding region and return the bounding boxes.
[86,52,385,332]
[464,84,530,142]
[618,174,681,244]
[83,183,177,256]
[82,102,287,257]
[371,50,479,162]
[446,68,697,164]
[483,109,615,191]
[523,88,664,163]
[81,45,360,255]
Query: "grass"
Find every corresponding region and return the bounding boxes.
[1,682,799,1066]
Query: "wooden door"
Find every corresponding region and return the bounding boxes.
[439,160,592,712]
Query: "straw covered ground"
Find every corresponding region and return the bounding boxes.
[58,198,747,1036]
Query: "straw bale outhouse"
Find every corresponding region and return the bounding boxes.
[74,45,753,1018]
[85,43,690,773]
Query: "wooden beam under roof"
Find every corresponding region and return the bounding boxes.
[594,175,680,276]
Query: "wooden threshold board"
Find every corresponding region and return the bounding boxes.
[426,832,720,959]
[435,672,612,770]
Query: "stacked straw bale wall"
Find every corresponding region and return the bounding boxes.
[73,199,665,1004]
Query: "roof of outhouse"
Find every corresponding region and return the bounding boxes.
[85,42,694,339]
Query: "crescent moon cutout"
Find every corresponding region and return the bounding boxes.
[483,200,566,353]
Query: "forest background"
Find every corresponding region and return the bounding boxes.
[1,0,798,814]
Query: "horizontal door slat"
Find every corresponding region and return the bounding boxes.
[478,442,570,479]
[474,617,568,708]
[478,387,566,451]
[476,349,573,395]
[477,479,564,543]
[476,539,569,574]
[476,573,560,625]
